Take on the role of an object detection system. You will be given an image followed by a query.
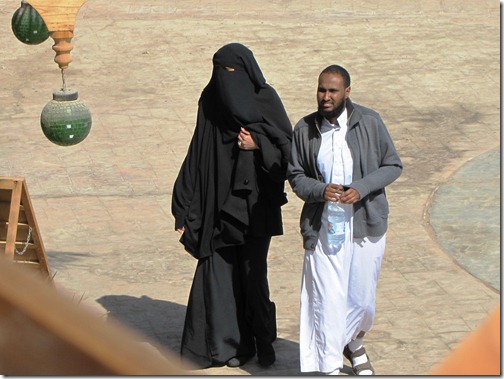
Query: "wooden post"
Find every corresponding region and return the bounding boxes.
[4,179,22,258]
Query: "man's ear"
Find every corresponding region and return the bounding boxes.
[345,86,351,99]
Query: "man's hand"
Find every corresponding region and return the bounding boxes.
[324,184,360,204]
[324,183,345,202]
[340,188,360,204]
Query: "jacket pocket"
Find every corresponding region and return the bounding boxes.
[363,191,389,225]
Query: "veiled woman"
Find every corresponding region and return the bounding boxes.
[171,43,292,369]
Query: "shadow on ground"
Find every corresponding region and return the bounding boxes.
[97,294,185,354]
[96,294,353,375]
[47,251,96,271]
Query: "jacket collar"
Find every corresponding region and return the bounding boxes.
[345,98,358,129]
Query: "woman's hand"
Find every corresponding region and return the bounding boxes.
[237,127,259,150]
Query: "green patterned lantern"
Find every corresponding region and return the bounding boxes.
[11,0,50,45]
[41,89,92,146]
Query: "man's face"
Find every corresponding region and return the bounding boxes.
[317,72,351,123]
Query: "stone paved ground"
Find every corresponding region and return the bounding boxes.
[0,0,500,375]
[429,147,500,293]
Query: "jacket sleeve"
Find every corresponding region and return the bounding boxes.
[349,114,403,199]
[287,123,327,203]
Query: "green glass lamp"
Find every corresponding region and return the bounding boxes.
[11,0,50,45]
[40,89,92,146]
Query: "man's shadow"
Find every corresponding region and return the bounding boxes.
[96,295,353,375]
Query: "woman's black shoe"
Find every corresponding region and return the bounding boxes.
[258,353,275,367]
[257,344,275,367]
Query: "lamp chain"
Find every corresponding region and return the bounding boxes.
[61,68,67,91]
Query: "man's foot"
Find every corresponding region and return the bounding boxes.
[226,355,252,367]
[343,345,374,375]
[324,367,341,375]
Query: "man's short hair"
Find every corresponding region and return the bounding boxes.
[320,65,351,88]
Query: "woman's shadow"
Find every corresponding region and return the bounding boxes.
[96,294,353,375]
[96,294,185,354]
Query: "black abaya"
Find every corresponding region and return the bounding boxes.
[180,236,274,368]
[172,43,291,368]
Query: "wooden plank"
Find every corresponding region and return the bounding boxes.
[0,182,15,191]
[13,247,38,262]
[20,180,51,278]
[0,256,194,375]
[0,243,37,259]
[0,176,25,182]
[0,222,31,242]
[4,181,22,259]
[12,261,41,271]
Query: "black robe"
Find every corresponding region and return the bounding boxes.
[171,43,292,368]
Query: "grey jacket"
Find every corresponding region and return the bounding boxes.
[287,99,403,250]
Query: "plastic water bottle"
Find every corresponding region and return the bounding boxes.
[327,201,345,248]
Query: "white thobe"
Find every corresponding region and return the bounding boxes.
[299,111,386,374]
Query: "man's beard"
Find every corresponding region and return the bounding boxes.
[318,100,346,120]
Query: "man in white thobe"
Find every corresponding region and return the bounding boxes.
[287,65,403,375]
